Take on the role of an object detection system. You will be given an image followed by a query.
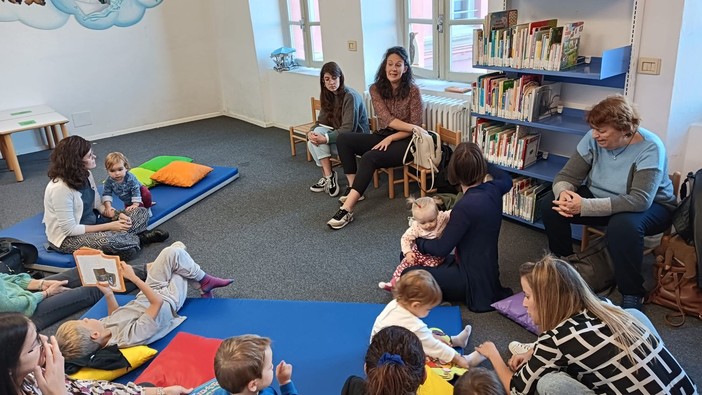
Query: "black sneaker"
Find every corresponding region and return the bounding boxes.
[620,294,644,310]
[338,187,365,204]
[310,176,327,193]
[326,171,339,197]
[327,208,353,229]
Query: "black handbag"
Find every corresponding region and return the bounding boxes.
[565,236,616,293]
[0,237,38,275]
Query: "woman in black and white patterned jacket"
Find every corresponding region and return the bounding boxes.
[475,256,696,395]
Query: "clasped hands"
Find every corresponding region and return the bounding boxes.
[307,132,326,146]
[552,190,582,217]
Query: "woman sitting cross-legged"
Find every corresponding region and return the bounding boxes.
[327,46,423,230]
[43,136,169,261]
[475,256,696,394]
[539,95,676,310]
[307,61,369,197]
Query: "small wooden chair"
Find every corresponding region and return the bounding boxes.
[403,123,462,198]
[580,172,682,252]
[368,117,405,199]
[289,97,320,162]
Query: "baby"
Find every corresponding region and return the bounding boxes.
[193,334,297,395]
[372,270,484,370]
[379,196,450,290]
[103,152,154,219]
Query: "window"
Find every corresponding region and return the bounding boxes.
[403,0,488,81]
[282,0,323,68]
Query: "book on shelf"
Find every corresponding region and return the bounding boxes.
[559,21,584,70]
[535,81,562,120]
[73,247,127,292]
[503,176,552,223]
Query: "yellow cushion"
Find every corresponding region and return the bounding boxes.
[418,366,454,395]
[67,345,157,381]
[150,161,213,187]
[130,167,158,188]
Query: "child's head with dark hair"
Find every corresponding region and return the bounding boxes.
[453,367,504,395]
[447,142,487,188]
[214,335,273,394]
[393,270,442,318]
[366,326,426,395]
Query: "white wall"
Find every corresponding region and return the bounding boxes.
[360,0,400,88]
[0,1,222,155]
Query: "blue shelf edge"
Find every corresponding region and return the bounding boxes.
[503,214,583,241]
[493,154,568,182]
[472,108,590,135]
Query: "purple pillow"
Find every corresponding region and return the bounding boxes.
[491,292,539,334]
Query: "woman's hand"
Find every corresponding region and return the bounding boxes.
[163,385,194,395]
[475,341,501,361]
[104,206,116,219]
[276,360,293,385]
[372,136,393,151]
[125,204,140,212]
[552,190,582,217]
[308,132,322,146]
[34,336,66,395]
[110,214,132,232]
[507,348,534,371]
[44,280,69,297]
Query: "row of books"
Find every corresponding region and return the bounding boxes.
[474,9,585,71]
[471,120,540,170]
[472,72,562,122]
[504,176,551,223]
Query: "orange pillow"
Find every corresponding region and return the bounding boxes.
[135,332,222,388]
[150,162,213,187]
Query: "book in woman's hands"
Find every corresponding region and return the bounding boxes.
[73,247,126,292]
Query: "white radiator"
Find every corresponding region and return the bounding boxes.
[363,92,471,142]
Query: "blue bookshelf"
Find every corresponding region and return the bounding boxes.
[471,108,589,136]
[503,213,583,240]
[494,154,568,182]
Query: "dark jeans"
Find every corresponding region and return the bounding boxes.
[336,132,411,196]
[540,186,672,297]
[32,265,147,331]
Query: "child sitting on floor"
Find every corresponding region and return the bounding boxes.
[379,197,450,291]
[56,242,233,360]
[372,270,484,370]
[453,366,504,395]
[103,152,154,218]
[193,334,298,395]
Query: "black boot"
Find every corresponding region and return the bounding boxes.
[138,228,170,246]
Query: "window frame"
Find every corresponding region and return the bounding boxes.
[401,0,486,82]
[281,0,323,68]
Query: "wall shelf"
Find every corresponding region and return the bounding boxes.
[472,108,590,136]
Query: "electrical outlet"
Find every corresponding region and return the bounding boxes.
[347,40,357,52]
[72,111,92,127]
[637,57,661,75]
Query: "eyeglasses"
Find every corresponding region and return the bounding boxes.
[30,333,44,355]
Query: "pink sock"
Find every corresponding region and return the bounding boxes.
[199,274,234,297]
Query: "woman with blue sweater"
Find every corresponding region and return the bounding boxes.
[405,142,513,312]
[539,95,676,310]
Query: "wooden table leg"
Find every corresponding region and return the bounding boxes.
[1,134,23,182]
[51,124,60,146]
[0,137,11,170]
[44,126,55,148]
[60,123,69,139]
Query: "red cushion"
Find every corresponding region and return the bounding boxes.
[135,332,222,388]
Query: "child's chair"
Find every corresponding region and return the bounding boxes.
[289,97,320,162]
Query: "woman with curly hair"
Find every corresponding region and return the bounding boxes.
[328,46,424,230]
[307,61,369,197]
[43,135,167,260]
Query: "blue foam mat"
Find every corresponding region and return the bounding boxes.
[0,166,239,269]
[82,296,462,394]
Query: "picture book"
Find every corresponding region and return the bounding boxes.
[425,327,467,381]
[73,247,126,292]
[559,21,584,70]
[486,9,518,31]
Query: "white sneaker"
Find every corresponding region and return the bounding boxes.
[326,171,340,197]
[508,341,535,356]
[327,208,353,229]
[310,176,328,193]
[338,187,365,204]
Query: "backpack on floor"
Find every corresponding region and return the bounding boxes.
[647,234,702,326]
[402,126,442,190]
[670,168,702,287]
[0,237,39,275]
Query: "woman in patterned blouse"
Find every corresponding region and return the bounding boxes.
[327,46,424,230]
[475,257,696,395]
[0,312,191,395]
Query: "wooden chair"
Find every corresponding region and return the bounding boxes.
[403,123,462,198]
[580,172,682,252]
[288,97,320,162]
[368,117,405,199]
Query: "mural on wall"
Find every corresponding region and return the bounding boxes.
[0,0,162,30]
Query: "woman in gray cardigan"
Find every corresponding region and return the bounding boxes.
[307,61,369,197]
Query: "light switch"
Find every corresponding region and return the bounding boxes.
[347,40,357,52]
[638,57,661,75]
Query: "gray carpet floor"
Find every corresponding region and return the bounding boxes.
[1,116,699,383]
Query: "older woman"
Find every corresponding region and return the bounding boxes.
[328,46,423,229]
[539,95,676,310]
[405,143,512,312]
[307,61,369,197]
[476,257,695,394]
[0,312,191,395]
[44,136,168,261]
